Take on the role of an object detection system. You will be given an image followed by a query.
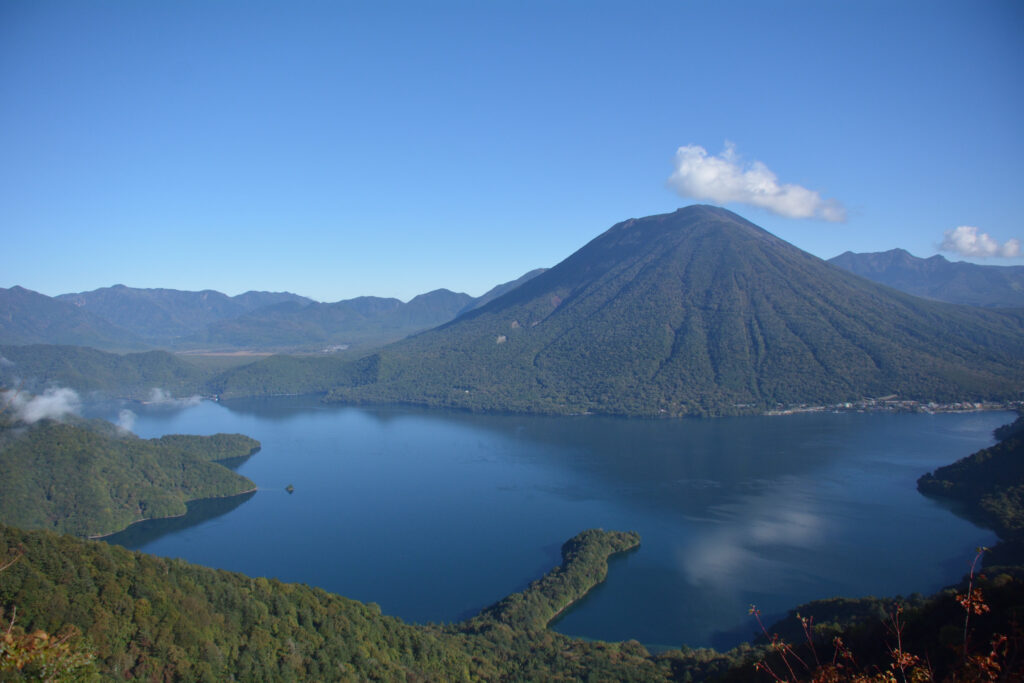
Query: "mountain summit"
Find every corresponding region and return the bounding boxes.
[257,206,1024,415]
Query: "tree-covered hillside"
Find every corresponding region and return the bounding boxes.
[0,287,148,352]
[0,344,214,399]
[919,412,1024,555]
[183,289,474,352]
[306,206,1024,416]
[0,526,717,681]
[0,418,258,537]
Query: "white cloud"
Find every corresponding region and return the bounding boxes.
[678,491,824,588]
[667,142,846,222]
[940,225,1021,259]
[147,388,202,407]
[117,408,137,433]
[1,387,81,423]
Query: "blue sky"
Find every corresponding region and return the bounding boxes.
[2,0,1022,302]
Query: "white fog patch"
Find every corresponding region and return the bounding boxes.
[0,387,81,423]
[667,142,846,222]
[940,225,1021,259]
[117,408,137,433]
[146,388,202,407]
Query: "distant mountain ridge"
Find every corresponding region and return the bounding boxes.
[55,285,315,346]
[185,288,475,352]
[828,249,1024,307]
[2,274,545,354]
[295,205,1024,415]
[0,286,148,352]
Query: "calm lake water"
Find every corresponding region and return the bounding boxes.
[92,397,1004,650]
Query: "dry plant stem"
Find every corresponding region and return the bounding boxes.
[0,549,23,574]
[2,550,24,637]
[885,606,918,683]
[750,604,808,681]
[962,547,989,659]
[4,606,15,637]
[801,615,822,669]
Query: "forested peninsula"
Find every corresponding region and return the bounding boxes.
[0,417,258,538]
[918,411,1024,563]
[1,527,715,681]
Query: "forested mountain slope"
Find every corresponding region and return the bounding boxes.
[0,526,706,681]
[0,344,211,399]
[56,285,313,345]
[0,287,148,352]
[312,206,1024,415]
[0,418,257,537]
[185,289,474,352]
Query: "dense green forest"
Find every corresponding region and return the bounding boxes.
[919,412,1024,563]
[3,522,1022,681]
[0,287,148,352]
[1,527,736,681]
[0,345,212,400]
[223,206,1024,416]
[0,418,257,537]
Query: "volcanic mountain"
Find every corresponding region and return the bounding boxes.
[227,206,1024,415]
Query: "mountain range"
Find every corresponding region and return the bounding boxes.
[306,206,1024,415]
[828,249,1024,307]
[55,285,314,346]
[0,286,150,352]
[3,206,1023,414]
[1,271,546,354]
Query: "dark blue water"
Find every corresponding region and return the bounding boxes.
[95,397,1003,650]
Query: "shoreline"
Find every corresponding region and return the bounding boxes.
[87,487,259,540]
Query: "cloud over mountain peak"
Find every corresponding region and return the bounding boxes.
[667,143,846,222]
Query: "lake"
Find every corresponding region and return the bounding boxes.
[92,397,1004,650]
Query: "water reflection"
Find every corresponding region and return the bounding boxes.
[92,397,1007,649]
[103,491,257,548]
[680,484,826,589]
